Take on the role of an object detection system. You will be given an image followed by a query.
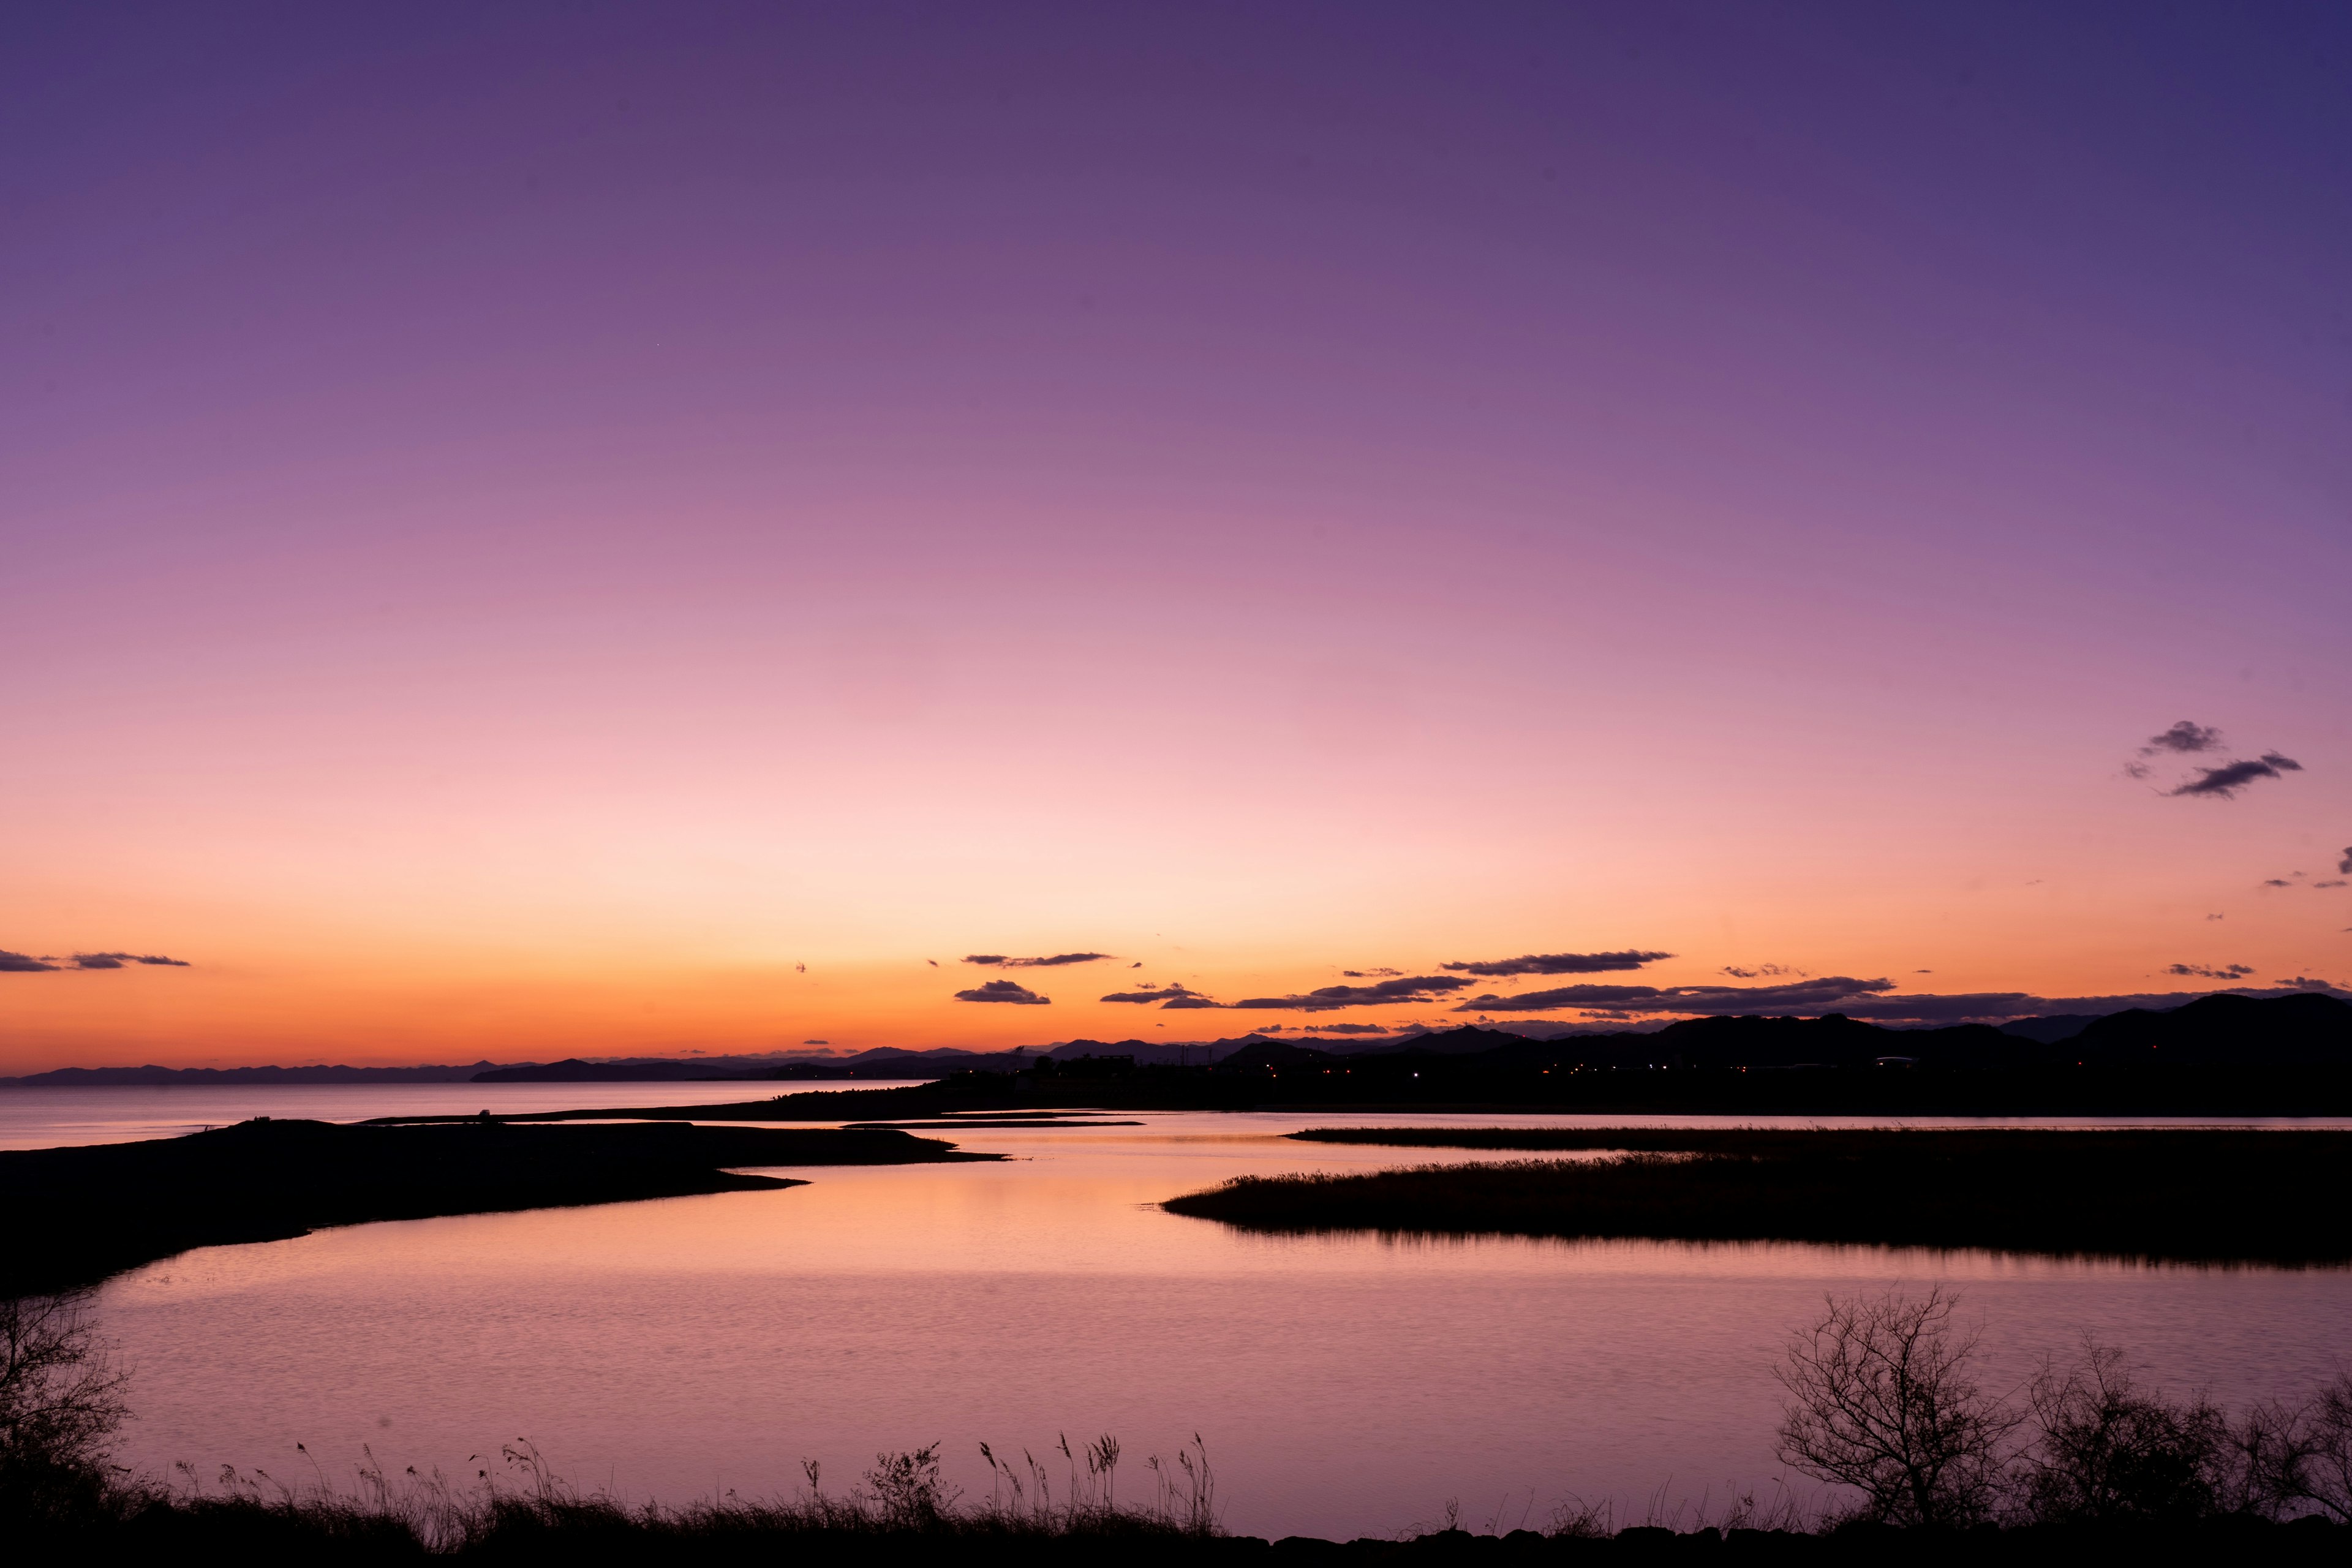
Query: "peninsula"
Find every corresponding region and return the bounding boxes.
[0,1118,995,1295]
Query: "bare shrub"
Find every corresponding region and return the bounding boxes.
[2247,1371,2352,1523]
[1774,1286,2018,1528]
[0,1291,132,1522]
[2297,1374,2352,1522]
[2020,1340,2226,1524]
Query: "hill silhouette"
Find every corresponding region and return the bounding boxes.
[2069,992,2352,1066]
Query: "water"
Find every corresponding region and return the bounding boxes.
[9,1088,2350,1539]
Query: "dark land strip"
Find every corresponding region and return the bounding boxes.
[350,995,2352,1123]
[1161,1128,2352,1264]
[1,1118,996,1295]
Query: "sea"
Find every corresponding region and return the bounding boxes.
[6,1084,2349,1539]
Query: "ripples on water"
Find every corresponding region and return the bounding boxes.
[7,1087,2348,1539]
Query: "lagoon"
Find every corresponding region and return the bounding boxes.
[9,1088,2350,1540]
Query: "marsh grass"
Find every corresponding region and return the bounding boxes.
[110,1431,1221,1553]
[1170,1129,2352,1262]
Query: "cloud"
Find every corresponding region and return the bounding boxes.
[2277,976,2351,992]
[2165,963,2254,980]
[2168,753,2302,799]
[952,979,1050,1005]
[1720,963,1801,979]
[2262,879,2295,888]
[962,952,1112,967]
[1341,967,1403,978]
[1304,1022,1390,1033]
[1100,984,1212,1005]
[1440,949,1673,978]
[1159,995,1224,1009]
[2317,880,2348,890]
[1232,975,1478,1011]
[1460,976,1895,1015]
[2339,846,2352,875]
[802,1038,828,1045]
[6,951,189,973]
[2141,721,2223,756]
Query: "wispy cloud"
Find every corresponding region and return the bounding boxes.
[1341,967,1402,978]
[1232,975,1478,1011]
[1440,949,1673,978]
[1099,984,1212,1005]
[2168,753,2302,799]
[5,949,190,973]
[952,979,1051,1005]
[1719,963,1801,979]
[2165,963,2253,980]
[963,952,1112,968]
[2141,720,2223,756]
[1460,976,1894,1015]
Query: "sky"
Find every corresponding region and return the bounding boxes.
[4,2,2348,1071]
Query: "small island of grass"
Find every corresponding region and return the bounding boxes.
[1161,1127,2352,1264]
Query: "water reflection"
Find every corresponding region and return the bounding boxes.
[55,1104,2352,1539]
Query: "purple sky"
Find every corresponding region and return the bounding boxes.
[4,3,2347,1066]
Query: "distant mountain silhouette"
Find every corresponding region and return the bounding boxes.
[1,1062,506,1086]
[1996,1014,2103,1045]
[2068,992,2352,1067]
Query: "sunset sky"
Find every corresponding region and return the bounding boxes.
[5,4,2348,1071]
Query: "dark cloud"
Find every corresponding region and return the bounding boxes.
[1,950,61,973]
[2277,976,2352,993]
[2165,963,2253,980]
[1719,963,1800,979]
[803,1038,829,1045]
[1304,1023,1390,1034]
[1099,984,1211,1005]
[963,952,1111,968]
[69,952,192,970]
[1460,976,1894,1015]
[2340,847,2352,875]
[952,979,1050,1005]
[2262,879,2295,888]
[1341,967,1403,978]
[1159,995,1224,1009]
[2168,753,2302,799]
[2141,721,2223,756]
[1440,949,1672,978]
[1232,975,1477,1011]
[2316,880,2348,890]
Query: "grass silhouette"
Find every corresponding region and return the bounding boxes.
[1161,1128,2352,1262]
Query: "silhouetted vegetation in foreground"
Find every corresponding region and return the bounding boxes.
[0,1117,997,1295]
[1166,1128,2352,1263]
[7,1288,2352,1559]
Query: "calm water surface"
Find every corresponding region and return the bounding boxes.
[9,1088,2348,1537]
